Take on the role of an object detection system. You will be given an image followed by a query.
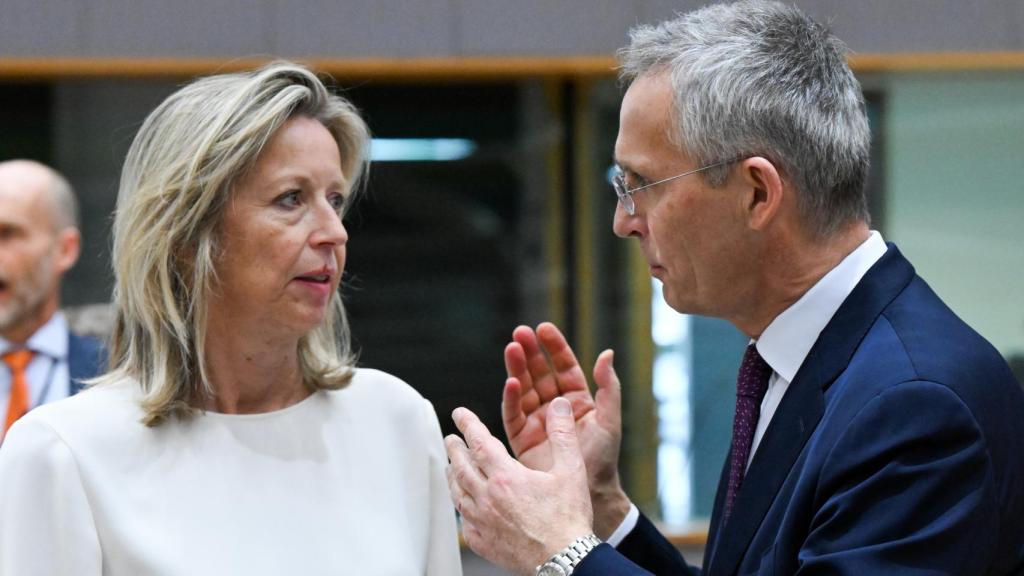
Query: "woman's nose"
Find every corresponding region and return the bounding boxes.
[312,202,348,246]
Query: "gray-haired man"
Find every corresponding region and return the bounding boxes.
[445,2,1024,575]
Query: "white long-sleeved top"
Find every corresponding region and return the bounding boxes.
[0,368,462,576]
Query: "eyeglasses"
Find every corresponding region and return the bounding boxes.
[612,158,739,215]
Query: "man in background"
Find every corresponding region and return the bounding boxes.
[445,2,1024,575]
[0,159,105,442]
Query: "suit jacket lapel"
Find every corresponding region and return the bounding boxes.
[702,451,731,573]
[705,245,916,576]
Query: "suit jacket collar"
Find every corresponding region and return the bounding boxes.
[68,331,106,395]
[704,244,916,576]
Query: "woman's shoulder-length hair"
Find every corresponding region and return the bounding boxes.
[94,61,370,426]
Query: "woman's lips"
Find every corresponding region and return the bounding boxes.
[293,276,333,298]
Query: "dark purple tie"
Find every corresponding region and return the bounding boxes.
[723,343,772,523]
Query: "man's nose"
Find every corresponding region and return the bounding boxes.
[612,200,644,239]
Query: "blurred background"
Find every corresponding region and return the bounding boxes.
[3,1,1023,572]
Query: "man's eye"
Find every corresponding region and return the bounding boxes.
[627,175,648,189]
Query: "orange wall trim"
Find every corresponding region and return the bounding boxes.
[0,56,618,81]
[2,52,1024,81]
[850,51,1024,72]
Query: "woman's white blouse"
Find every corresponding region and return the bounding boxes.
[0,368,462,576]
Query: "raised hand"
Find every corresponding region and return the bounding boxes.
[501,322,631,538]
[445,399,594,575]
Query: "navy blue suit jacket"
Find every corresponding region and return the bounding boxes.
[67,331,106,395]
[577,245,1024,575]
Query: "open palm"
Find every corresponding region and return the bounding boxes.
[502,323,622,493]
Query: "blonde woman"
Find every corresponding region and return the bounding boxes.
[0,62,461,575]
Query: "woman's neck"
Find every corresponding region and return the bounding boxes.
[200,317,312,414]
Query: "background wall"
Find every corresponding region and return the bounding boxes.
[2,0,1024,58]
[883,71,1024,361]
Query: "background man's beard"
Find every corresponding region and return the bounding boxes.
[0,256,55,335]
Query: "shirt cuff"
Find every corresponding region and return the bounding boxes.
[605,502,639,547]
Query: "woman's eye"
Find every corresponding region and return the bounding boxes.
[276,190,301,207]
[328,193,346,212]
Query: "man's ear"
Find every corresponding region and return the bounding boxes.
[54,227,81,274]
[738,156,785,231]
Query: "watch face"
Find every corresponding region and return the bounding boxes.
[537,563,568,576]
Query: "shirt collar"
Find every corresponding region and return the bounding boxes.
[757,231,888,382]
[0,312,69,360]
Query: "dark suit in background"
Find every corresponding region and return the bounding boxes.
[68,331,106,395]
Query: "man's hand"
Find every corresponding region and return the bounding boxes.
[446,398,593,575]
[502,322,631,539]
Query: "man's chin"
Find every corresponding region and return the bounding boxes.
[0,298,46,337]
[661,289,691,314]
[661,286,707,316]
[0,313,17,334]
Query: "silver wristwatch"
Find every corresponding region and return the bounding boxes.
[536,534,602,576]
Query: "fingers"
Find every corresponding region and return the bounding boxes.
[593,349,622,431]
[545,398,584,473]
[444,434,482,516]
[504,342,541,416]
[504,337,530,381]
[502,377,527,438]
[514,326,562,402]
[508,323,597,421]
[511,325,543,361]
[536,323,589,394]
[452,407,512,476]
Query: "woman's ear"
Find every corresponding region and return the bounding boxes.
[737,156,785,231]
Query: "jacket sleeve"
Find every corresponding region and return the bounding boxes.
[0,417,102,575]
[575,512,700,576]
[797,380,998,575]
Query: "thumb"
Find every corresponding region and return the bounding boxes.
[546,397,584,473]
[593,349,622,432]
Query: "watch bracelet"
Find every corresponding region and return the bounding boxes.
[537,533,602,575]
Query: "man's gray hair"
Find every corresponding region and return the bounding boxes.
[618,0,871,237]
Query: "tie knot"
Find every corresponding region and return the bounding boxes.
[2,349,34,373]
[736,344,771,399]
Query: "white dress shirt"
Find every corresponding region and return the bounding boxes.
[0,313,73,440]
[609,231,888,546]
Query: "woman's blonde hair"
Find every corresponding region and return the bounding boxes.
[96,61,369,426]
